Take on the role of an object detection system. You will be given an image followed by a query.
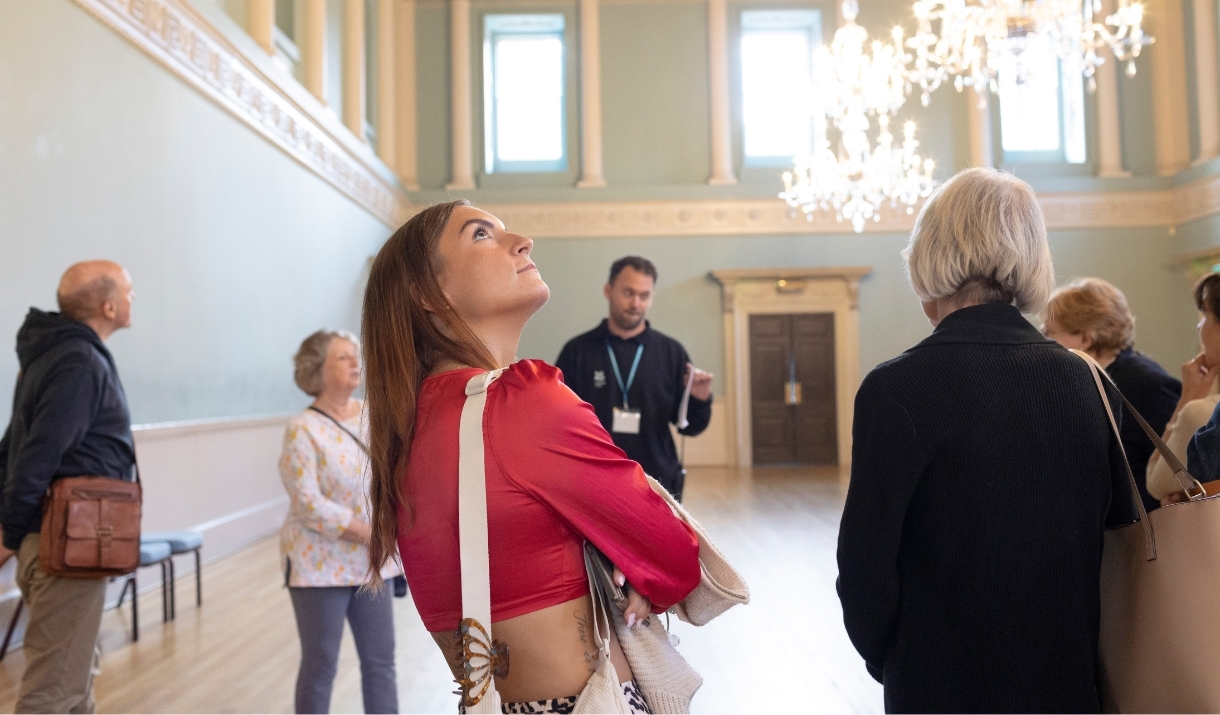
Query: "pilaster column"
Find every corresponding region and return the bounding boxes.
[1095,64,1128,174]
[707,0,736,185]
[396,0,421,190]
[967,90,993,168]
[577,0,607,188]
[302,0,327,102]
[1150,0,1191,175]
[343,0,367,140]
[376,0,397,169]
[1093,0,1128,175]
[1194,0,1220,162]
[247,0,275,54]
[446,0,476,190]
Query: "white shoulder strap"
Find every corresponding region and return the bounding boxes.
[458,369,507,713]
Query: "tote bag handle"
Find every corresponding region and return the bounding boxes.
[1073,350,1207,562]
[457,369,508,713]
[1072,350,1204,498]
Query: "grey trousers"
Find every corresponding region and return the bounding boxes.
[288,585,398,714]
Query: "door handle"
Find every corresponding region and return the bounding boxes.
[786,352,802,405]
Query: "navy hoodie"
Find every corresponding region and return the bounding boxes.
[0,309,135,550]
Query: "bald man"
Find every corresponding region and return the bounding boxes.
[0,261,135,713]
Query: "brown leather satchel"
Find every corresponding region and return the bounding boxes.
[39,475,141,578]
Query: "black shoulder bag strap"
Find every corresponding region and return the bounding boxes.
[307,406,369,454]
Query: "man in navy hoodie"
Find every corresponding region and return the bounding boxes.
[0,261,135,713]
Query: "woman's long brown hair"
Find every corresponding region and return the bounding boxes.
[363,200,498,584]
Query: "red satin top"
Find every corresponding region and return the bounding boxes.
[399,360,701,633]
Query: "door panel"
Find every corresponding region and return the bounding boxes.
[750,312,837,465]
[750,315,794,464]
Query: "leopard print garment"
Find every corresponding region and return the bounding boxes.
[461,681,652,714]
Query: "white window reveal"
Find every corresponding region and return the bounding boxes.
[483,14,566,174]
[998,34,1086,164]
[740,10,823,163]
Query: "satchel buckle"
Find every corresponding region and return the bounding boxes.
[1188,479,1208,501]
[96,526,113,541]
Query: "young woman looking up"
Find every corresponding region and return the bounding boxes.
[1149,272,1220,503]
[362,201,700,713]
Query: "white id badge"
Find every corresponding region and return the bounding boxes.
[612,408,642,434]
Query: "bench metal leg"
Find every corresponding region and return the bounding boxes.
[168,557,176,620]
[160,560,168,625]
[130,574,139,642]
[194,547,202,607]
[0,600,23,661]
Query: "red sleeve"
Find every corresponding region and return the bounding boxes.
[487,361,701,612]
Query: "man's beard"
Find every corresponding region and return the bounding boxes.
[611,310,644,332]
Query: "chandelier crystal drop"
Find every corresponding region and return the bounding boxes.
[813,1,911,126]
[906,0,1153,106]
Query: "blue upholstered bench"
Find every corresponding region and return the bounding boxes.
[140,530,203,619]
[116,540,175,639]
[0,539,174,659]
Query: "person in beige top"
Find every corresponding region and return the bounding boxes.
[1149,272,1220,504]
[279,330,401,714]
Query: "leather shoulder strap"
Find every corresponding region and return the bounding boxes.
[307,406,369,455]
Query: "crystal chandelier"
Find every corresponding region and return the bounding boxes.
[782,115,937,233]
[906,0,1153,105]
[779,3,938,233]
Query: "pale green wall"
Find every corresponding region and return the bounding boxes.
[600,2,711,186]
[0,0,390,425]
[517,225,1198,389]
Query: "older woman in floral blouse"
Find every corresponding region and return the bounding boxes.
[279,329,401,714]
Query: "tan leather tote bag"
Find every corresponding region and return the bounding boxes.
[1074,351,1220,713]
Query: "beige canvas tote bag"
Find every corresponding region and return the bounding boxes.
[455,369,750,714]
[1073,350,1220,713]
[457,369,630,714]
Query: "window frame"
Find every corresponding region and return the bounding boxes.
[994,41,1098,176]
[478,13,571,177]
[735,8,825,169]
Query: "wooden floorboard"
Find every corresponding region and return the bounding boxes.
[0,466,883,713]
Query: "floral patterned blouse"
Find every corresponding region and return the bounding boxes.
[278,401,401,587]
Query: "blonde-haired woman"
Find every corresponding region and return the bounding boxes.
[837,168,1135,713]
[1043,278,1181,513]
[279,329,402,714]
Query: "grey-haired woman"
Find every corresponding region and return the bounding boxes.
[279,330,402,714]
[836,168,1136,713]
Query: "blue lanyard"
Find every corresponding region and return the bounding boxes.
[605,341,644,410]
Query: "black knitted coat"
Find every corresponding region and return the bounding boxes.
[837,303,1137,714]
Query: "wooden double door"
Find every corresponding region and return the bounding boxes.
[749,313,838,465]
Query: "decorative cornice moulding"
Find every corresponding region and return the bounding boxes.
[72,0,410,227]
[1039,190,1176,228]
[1174,172,1220,225]
[480,199,918,238]
[478,191,1178,239]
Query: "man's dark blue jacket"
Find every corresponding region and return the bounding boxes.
[0,309,135,551]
